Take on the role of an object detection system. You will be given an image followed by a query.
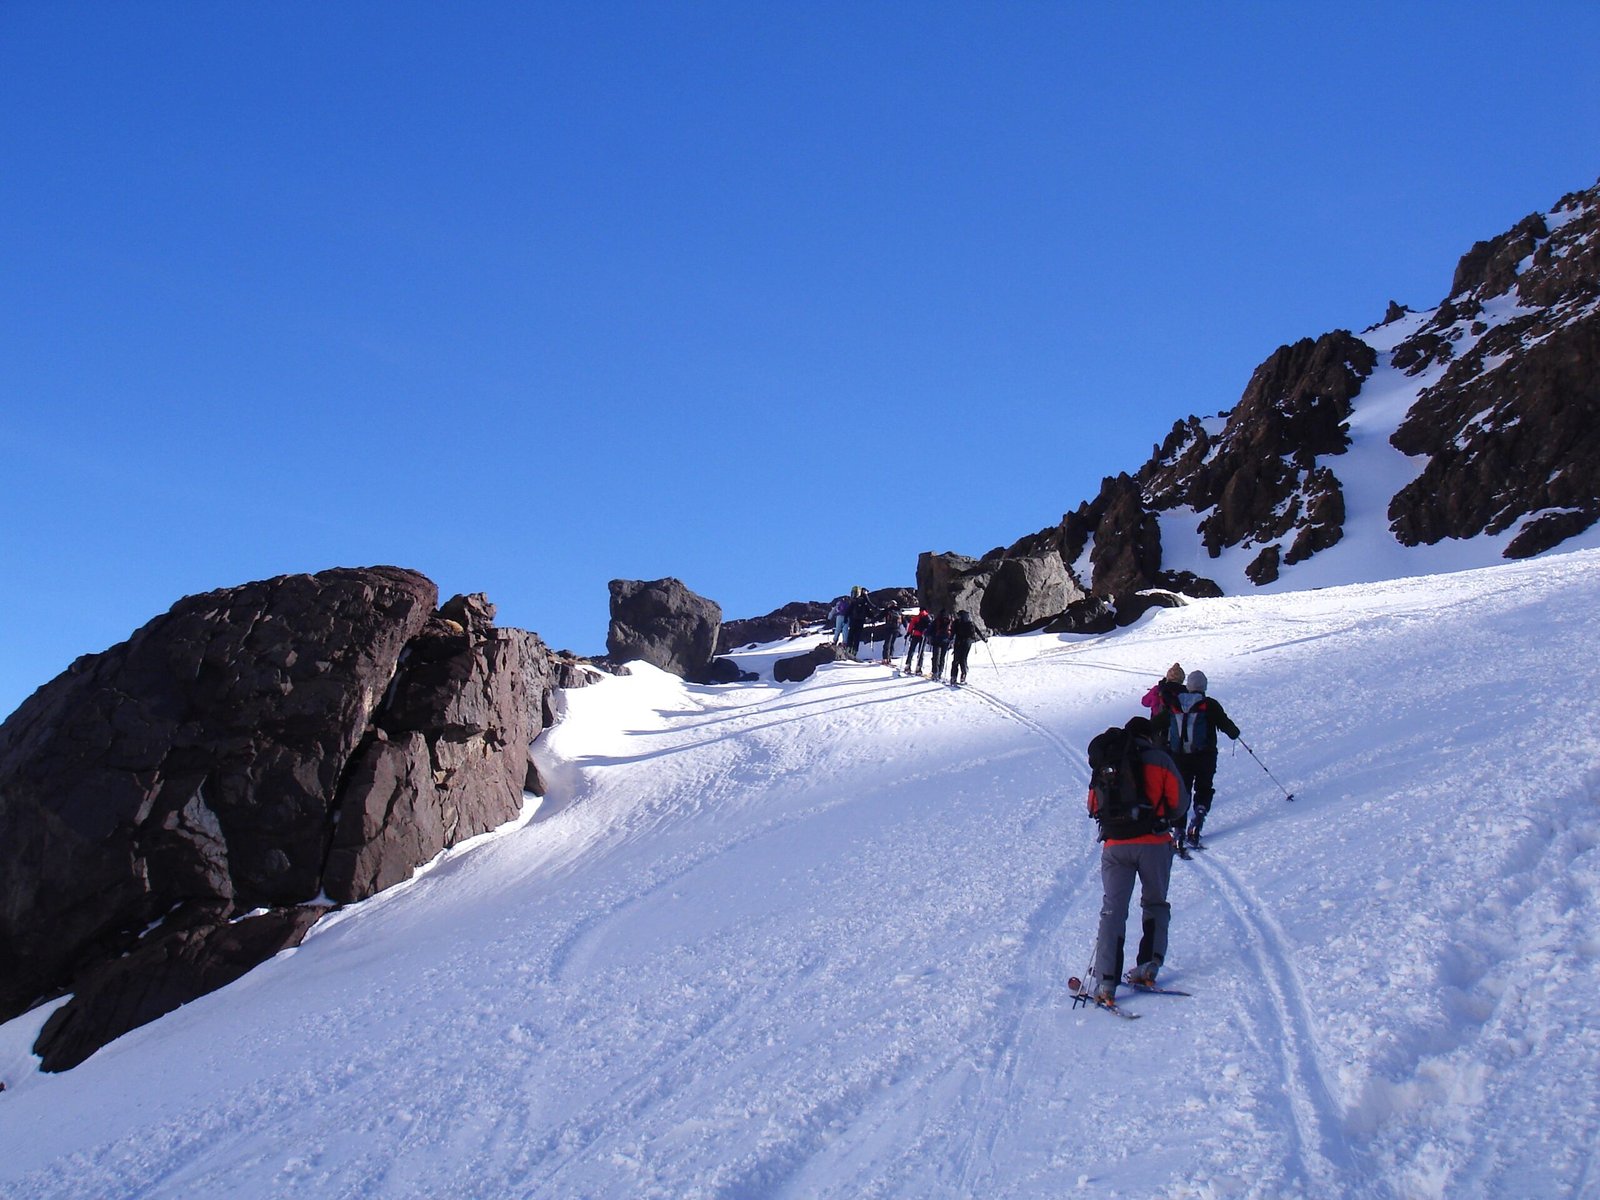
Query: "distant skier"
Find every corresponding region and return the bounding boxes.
[845,589,874,659]
[1086,716,1188,1006]
[903,608,931,674]
[830,595,851,644]
[1167,670,1241,848]
[879,604,903,664]
[927,610,954,682]
[949,610,987,685]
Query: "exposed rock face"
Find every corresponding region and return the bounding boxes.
[978,552,1083,633]
[1065,473,1168,600]
[0,567,560,1071]
[323,595,552,903]
[916,553,992,617]
[33,907,324,1072]
[606,578,721,681]
[1141,330,1376,570]
[1388,186,1600,554]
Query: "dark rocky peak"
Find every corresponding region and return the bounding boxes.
[1447,178,1600,308]
[1062,473,1165,600]
[1139,331,1376,577]
[1388,179,1600,558]
[1450,212,1550,300]
[912,175,1600,637]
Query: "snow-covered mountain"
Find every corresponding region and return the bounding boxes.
[4,548,1598,1199]
[948,177,1600,632]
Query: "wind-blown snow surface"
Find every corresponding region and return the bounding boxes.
[4,553,1600,1199]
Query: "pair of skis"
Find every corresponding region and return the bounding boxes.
[1068,975,1192,1020]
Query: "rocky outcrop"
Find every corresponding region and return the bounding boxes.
[717,602,829,652]
[977,552,1083,633]
[916,553,992,618]
[1388,184,1600,553]
[922,177,1600,618]
[606,578,721,682]
[33,906,324,1072]
[0,567,562,1071]
[323,594,551,903]
[1064,473,1168,600]
[773,643,852,683]
[1142,330,1376,568]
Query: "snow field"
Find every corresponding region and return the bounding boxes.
[1,551,1599,1198]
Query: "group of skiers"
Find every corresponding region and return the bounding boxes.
[829,592,988,685]
[1083,662,1241,1010]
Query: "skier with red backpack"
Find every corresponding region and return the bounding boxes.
[1084,715,1189,1009]
[1167,669,1240,849]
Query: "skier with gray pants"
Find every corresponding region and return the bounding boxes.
[1085,716,1189,1005]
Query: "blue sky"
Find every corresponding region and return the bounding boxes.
[3,1,1598,716]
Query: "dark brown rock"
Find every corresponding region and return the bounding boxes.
[773,643,852,683]
[0,569,564,1071]
[1388,183,1600,555]
[606,578,721,680]
[0,567,436,1022]
[32,906,323,1072]
[717,602,829,652]
[916,552,992,618]
[977,552,1085,633]
[1042,595,1116,635]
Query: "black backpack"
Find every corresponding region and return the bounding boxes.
[1087,726,1162,840]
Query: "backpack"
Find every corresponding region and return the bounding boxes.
[1087,726,1163,840]
[1168,695,1213,755]
[932,614,954,642]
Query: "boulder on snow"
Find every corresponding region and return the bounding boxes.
[915,553,991,619]
[606,578,722,681]
[978,552,1084,633]
[774,643,852,683]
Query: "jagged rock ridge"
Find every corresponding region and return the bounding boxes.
[916,175,1600,624]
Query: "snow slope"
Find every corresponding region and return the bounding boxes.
[3,551,1599,1199]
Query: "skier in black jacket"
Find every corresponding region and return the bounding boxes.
[949,611,987,685]
[1167,669,1241,847]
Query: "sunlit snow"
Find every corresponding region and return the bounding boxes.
[3,550,1598,1199]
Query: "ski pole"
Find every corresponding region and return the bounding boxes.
[983,636,1000,676]
[1238,738,1295,802]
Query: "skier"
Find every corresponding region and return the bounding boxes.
[879,604,903,664]
[830,595,851,645]
[927,610,954,682]
[1086,716,1188,1006]
[1168,669,1241,848]
[949,610,987,685]
[1140,663,1186,739]
[903,608,931,674]
[845,589,874,659]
